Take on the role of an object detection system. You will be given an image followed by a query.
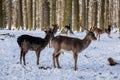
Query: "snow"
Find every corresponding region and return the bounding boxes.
[0,28,120,80]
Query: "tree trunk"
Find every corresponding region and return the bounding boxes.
[81,0,86,31]
[73,0,79,31]
[43,1,50,30]
[99,0,105,30]
[8,0,12,30]
[17,0,23,30]
[27,0,32,30]
[22,0,27,30]
[0,0,3,28]
[86,0,89,28]
[50,0,56,28]
[62,0,72,27]
[104,0,109,28]
[92,0,98,27]
[33,0,36,30]
[118,0,120,33]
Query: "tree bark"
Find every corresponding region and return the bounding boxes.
[118,0,120,33]
[62,0,72,27]
[92,0,98,27]
[17,0,23,30]
[86,0,89,28]
[73,0,79,31]
[27,0,32,30]
[50,0,56,28]
[22,0,28,30]
[99,0,105,30]
[8,0,12,30]
[0,0,3,28]
[81,0,86,31]
[43,0,50,30]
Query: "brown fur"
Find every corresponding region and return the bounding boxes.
[17,28,54,65]
[108,57,117,66]
[91,25,112,41]
[51,31,97,71]
[91,27,104,41]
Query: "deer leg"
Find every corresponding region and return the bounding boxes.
[108,33,111,38]
[36,50,41,65]
[98,35,100,41]
[96,34,98,40]
[73,53,78,71]
[53,49,60,68]
[20,49,23,64]
[66,30,68,35]
[53,53,56,68]
[56,53,61,68]
[23,51,27,65]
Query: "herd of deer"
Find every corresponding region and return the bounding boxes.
[17,24,112,71]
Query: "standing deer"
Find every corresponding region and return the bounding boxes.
[91,25,112,41]
[61,24,74,35]
[105,25,112,38]
[17,28,54,65]
[91,27,104,41]
[48,24,59,47]
[51,31,97,71]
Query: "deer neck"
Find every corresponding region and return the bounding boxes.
[81,35,91,49]
[43,34,51,47]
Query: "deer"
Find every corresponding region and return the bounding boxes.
[51,30,97,71]
[17,28,55,65]
[91,25,112,41]
[48,24,59,47]
[61,24,74,35]
[91,27,104,41]
[105,25,112,38]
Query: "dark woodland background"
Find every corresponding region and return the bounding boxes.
[0,0,120,32]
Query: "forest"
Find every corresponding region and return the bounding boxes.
[1,0,120,80]
[0,0,120,32]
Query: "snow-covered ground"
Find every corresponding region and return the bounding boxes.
[0,28,120,80]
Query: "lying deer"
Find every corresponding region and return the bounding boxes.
[17,28,54,65]
[51,31,97,71]
[61,24,74,35]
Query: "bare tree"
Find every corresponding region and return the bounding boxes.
[104,0,109,28]
[17,0,23,29]
[92,0,98,27]
[62,0,72,28]
[43,0,50,30]
[99,0,105,30]
[22,0,28,30]
[26,0,32,30]
[7,0,12,30]
[73,0,80,31]
[118,0,120,33]
[50,0,56,27]
[0,0,3,28]
[86,0,89,28]
[81,0,86,31]
[33,0,36,30]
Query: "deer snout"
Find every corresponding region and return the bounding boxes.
[93,37,97,40]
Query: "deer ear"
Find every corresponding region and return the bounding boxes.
[44,30,48,34]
